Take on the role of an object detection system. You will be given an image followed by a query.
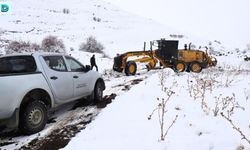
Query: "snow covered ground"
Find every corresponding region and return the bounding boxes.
[1,0,250,150]
[64,55,250,150]
[1,51,249,150]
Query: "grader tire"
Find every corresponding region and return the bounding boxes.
[190,62,202,73]
[174,61,186,72]
[125,61,137,76]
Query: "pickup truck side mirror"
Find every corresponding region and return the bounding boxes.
[85,65,91,72]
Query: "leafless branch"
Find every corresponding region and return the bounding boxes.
[221,112,250,145]
[163,115,178,140]
[148,71,178,141]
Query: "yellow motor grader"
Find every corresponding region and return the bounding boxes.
[113,39,217,76]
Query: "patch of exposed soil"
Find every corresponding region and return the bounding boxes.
[131,79,143,85]
[19,93,117,150]
[47,118,57,124]
[0,141,15,147]
[20,120,91,150]
[71,98,93,110]
[96,93,117,108]
[122,78,143,91]
[122,85,131,91]
[0,130,22,141]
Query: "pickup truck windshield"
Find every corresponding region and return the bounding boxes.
[0,56,37,74]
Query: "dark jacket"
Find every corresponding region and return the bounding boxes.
[90,56,96,65]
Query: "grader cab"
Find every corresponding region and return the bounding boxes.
[113,39,217,76]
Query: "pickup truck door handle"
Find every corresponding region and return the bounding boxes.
[50,76,58,80]
[73,75,79,79]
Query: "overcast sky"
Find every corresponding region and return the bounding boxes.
[104,0,250,49]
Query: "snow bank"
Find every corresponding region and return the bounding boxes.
[64,66,250,150]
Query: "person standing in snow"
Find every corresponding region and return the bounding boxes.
[90,54,98,71]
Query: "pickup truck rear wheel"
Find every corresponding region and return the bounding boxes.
[19,100,48,135]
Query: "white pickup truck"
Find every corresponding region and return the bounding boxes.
[0,53,105,134]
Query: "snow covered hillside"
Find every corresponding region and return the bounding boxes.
[0,0,178,56]
[0,0,234,57]
[103,0,250,50]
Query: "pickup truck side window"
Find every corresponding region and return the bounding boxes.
[43,56,67,72]
[65,56,84,72]
[0,56,36,74]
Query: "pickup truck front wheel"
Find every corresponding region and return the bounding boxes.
[88,81,103,102]
[19,100,48,135]
[94,81,103,102]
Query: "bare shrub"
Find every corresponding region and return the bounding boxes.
[70,47,74,51]
[244,88,250,101]
[236,145,245,150]
[79,36,104,54]
[224,75,236,87]
[31,43,41,51]
[101,53,110,58]
[148,93,178,141]
[213,94,245,117]
[5,36,66,54]
[63,8,70,14]
[207,41,222,55]
[215,64,241,87]
[244,55,250,62]
[214,40,221,45]
[5,40,40,54]
[41,35,65,53]
[93,17,101,22]
[148,71,178,141]
[187,74,214,114]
